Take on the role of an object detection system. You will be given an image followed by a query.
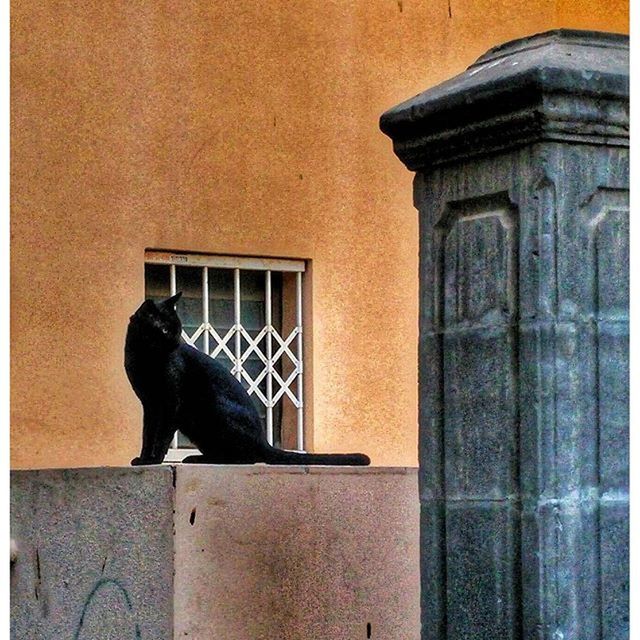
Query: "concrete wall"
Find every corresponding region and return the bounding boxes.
[11,1,628,469]
[10,466,175,640]
[11,465,419,640]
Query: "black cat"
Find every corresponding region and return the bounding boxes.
[125,293,370,466]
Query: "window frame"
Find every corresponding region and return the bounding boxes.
[144,250,307,462]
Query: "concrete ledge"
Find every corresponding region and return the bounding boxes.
[11,465,419,640]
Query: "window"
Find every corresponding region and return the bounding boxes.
[144,251,306,461]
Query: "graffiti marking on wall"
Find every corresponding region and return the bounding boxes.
[73,578,141,640]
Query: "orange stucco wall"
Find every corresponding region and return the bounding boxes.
[11,1,628,469]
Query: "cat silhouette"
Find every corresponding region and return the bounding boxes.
[125,293,370,466]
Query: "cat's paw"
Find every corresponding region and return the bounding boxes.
[130,457,144,466]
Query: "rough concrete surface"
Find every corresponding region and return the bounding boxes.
[174,465,419,640]
[10,466,175,640]
[11,465,419,640]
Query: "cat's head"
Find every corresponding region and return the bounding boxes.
[128,292,183,351]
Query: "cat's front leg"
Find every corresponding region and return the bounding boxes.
[131,406,177,465]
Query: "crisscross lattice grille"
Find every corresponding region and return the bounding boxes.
[144,252,305,459]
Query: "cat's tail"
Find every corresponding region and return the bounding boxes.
[263,446,370,466]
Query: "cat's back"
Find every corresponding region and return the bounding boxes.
[178,344,253,404]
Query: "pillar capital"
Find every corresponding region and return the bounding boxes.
[380,30,629,170]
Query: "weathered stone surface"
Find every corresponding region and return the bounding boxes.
[11,465,419,640]
[173,465,419,639]
[600,500,630,639]
[382,29,629,640]
[445,501,521,639]
[10,466,175,640]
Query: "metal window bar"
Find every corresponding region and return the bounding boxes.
[202,267,209,355]
[233,268,242,382]
[146,252,306,459]
[169,264,179,450]
[265,270,274,444]
[296,271,304,451]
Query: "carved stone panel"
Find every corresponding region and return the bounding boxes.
[436,194,519,499]
[588,193,629,495]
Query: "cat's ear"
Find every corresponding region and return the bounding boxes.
[160,292,182,310]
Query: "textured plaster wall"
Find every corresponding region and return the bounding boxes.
[11,1,628,468]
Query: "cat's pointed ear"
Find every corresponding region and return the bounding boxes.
[160,292,182,310]
[140,299,156,311]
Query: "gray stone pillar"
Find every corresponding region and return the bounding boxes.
[380,30,628,640]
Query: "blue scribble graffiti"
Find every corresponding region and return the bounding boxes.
[73,578,141,640]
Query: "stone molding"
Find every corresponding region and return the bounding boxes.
[380,30,629,170]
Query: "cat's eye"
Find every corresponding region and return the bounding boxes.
[161,328,169,335]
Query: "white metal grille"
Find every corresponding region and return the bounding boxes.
[144,251,306,459]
